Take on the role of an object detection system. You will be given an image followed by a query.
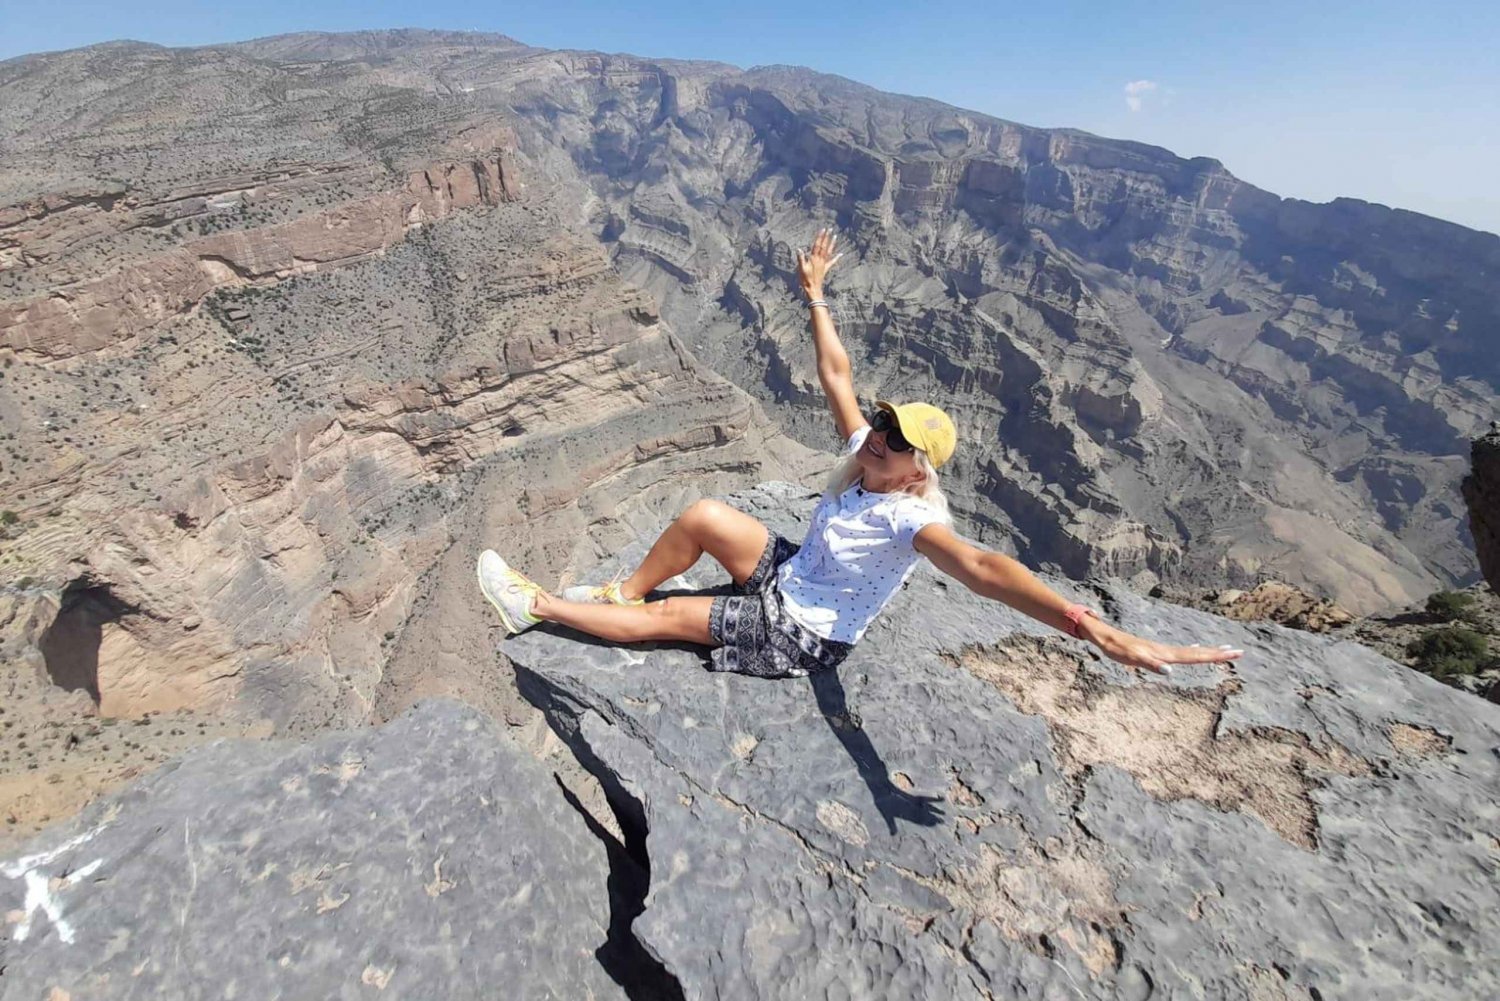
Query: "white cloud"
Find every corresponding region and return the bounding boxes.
[1124,79,1158,113]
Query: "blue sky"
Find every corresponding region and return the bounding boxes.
[3,1,1498,234]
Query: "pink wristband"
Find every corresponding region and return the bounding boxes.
[1063,603,1098,638]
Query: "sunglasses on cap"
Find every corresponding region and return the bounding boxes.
[869,410,914,452]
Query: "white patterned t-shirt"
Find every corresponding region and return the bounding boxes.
[774,424,946,645]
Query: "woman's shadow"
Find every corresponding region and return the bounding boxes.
[536,583,945,836]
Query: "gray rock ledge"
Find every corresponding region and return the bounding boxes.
[506,481,1500,1000]
[0,699,631,1001]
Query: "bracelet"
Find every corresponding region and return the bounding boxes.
[1062,603,1099,639]
[807,299,830,310]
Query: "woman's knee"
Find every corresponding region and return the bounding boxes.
[680,498,730,536]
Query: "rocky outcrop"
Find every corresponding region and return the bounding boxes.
[1160,580,1356,633]
[0,700,644,1000]
[500,483,1497,998]
[7,484,1495,998]
[1465,427,1500,593]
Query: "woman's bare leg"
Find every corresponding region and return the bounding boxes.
[616,499,771,599]
[532,592,717,646]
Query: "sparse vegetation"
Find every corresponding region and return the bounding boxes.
[1407,626,1491,679]
[1426,590,1478,623]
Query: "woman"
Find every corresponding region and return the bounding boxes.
[478,228,1244,678]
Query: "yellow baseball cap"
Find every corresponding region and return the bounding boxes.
[875,400,957,469]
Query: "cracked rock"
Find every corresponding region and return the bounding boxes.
[505,481,1500,1000]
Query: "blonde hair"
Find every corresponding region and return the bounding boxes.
[822,445,954,527]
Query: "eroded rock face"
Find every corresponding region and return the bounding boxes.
[505,483,1500,999]
[0,137,522,359]
[0,39,827,844]
[1465,428,1500,593]
[0,699,641,1000]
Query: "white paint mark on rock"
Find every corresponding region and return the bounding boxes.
[3,822,111,944]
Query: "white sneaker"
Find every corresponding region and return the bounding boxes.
[560,568,646,606]
[476,550,544,635]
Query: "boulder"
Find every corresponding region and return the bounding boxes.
[1211,580,1356,633]
[506,482,1500,1000]
[0,699,635,1000]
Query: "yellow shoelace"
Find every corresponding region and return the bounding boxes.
[600,567,638,604]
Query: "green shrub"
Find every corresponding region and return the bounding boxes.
[1425,590,1477,622]
[1407,626,1490,679]
[0,510,16,525]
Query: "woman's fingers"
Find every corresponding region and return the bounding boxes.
[1109,635,1246,677]
[808,228,839,260]
[1164,644,1244,665]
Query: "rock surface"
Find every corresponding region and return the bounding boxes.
[504,482,1500,1000]
[0,699,643,1000]
[1465,427,1500,593]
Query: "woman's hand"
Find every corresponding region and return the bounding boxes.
[1080,618,1243,676]
[795,227,843,300]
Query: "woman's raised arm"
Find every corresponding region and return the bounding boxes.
[796,228,864,442]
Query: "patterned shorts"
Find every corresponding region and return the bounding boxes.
[707,533,854,680]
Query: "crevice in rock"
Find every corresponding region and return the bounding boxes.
[512,665,684,1001]
[553,776,684,1001]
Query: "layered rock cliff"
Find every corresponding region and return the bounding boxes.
[4,32,1494,624]
[489,51,1495,611]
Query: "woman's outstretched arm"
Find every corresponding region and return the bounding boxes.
[796,228,864,442]
[914,524,1244,674]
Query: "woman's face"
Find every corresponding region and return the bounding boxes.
[858,424,922,485]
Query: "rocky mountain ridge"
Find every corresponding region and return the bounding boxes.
[488,48,1495,609]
